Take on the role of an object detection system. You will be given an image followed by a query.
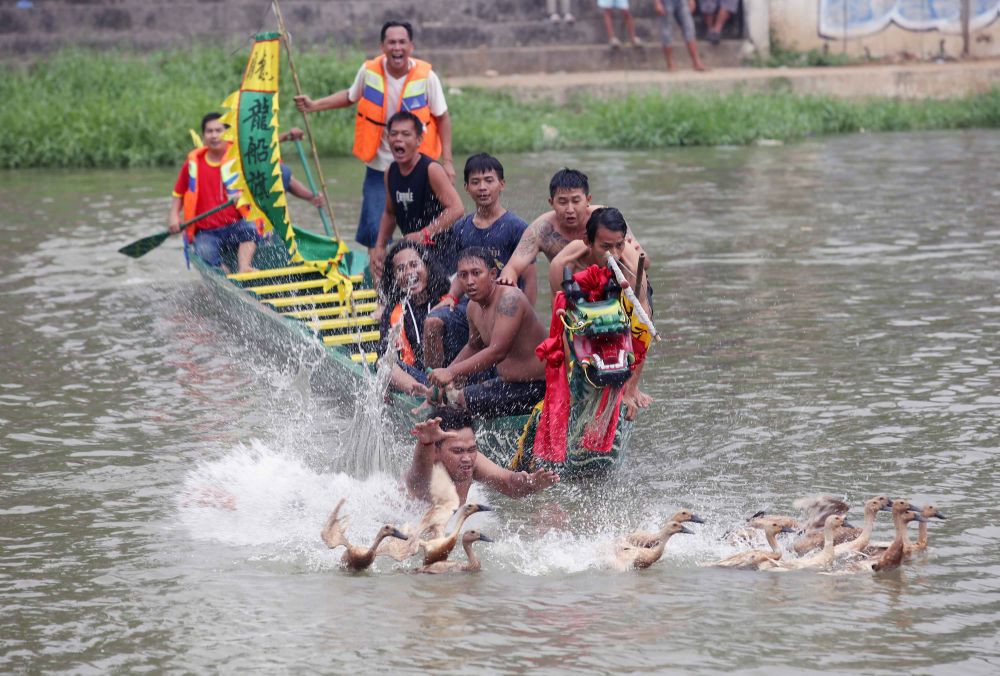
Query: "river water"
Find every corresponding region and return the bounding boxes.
[2,131,998,673]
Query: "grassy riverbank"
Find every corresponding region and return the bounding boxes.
[2,45,999,169]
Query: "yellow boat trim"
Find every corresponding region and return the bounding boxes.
[248,279,329,295]
[322,330,380,346]
[228,266,315,281]
[307,316,378,331]
[350,352,378,364]
[280,302,378,319]
[263,288,378,308]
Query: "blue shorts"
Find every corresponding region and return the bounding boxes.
[700,0,739,14]
[193,220,258,267]
[426,297,471,367]
[598,0,629,8]
[356,167,386,249]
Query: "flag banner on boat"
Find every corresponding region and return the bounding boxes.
[217,32,351,297]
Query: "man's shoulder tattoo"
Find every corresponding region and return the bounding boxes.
[539,221,571,259]
[497,290,520,317]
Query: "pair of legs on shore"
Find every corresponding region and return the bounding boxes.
[600,0,639,47]
[657,0,707,71]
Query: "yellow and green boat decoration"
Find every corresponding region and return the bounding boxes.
[188,32,635,477]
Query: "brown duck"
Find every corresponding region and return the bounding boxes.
[320,498,408,571]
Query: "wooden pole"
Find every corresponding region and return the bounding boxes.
[634,253,646,306]
[961,0,971,58]
[271,0,342,242]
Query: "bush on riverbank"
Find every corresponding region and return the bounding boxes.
[2,45,999,168]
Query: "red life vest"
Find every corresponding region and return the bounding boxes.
[389,302,417,366]
[353,57,441,163]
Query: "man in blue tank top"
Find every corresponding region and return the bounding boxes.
[372,111,463,281]
[423,153,537,370]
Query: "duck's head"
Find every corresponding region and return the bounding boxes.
[890,499,919,514]
[664,521,695,537]
[755,519,797,536]
[901,510,928,525]
[824,514,847,529]
[378,524,408,540]
[868,495,892,512]
[462,529,494,544]
[669,509,705,525]
[462,503,494,518]
[920,504,946,520]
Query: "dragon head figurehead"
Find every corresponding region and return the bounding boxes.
[560,267,635,388]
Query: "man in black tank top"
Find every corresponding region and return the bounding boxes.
[372,111,463,280]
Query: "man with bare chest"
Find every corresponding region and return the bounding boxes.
[497,168,647,296]
[428,248,546,417]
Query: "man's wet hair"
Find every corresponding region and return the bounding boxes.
[464,153,505,183]
[381,20,414,42]
[387,110,424,135]
[435,407,473,434]
[457,246,500,272]
[201,112,223,132]
[586,207,628,243]
[549,168,589,198]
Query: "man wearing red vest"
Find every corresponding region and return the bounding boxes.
[169,112,259,273]
[294,20,454,254]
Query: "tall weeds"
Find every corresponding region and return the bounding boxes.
[1,46,998,169]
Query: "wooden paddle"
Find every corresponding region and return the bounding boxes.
[118,199,235,258]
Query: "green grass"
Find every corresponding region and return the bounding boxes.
[1,45,999,168]
[745,32,860,68]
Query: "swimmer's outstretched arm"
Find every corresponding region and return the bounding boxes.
[473,453,559,498]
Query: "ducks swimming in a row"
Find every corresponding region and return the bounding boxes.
[320,482,944,576]
[711,496,943,575]
[322,464,494,573]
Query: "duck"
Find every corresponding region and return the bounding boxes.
[419,502,494,566]
[615,521,693,570]
[625,509,705,548]
[378,463,461,561]
[910,504,945,553]
[865,500,921,552]
[320,498,409,572]
[763,514,848,571]
[700,518,796,570]
[726,495,850,545]
[872,506,927,572]
[831,495,893,557]
[416,530,494,574]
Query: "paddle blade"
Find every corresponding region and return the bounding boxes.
[118,231,171,258]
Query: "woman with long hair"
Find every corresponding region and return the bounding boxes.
[377,240,451,395]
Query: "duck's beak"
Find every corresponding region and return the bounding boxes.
[391,529,408,540]
[474,504,494,513]
[905,503,920,512]
[879,503,894,512]
[688,514,706,524]
[679,525,694,535]
[912,513,929,523]
[780,526,797,534]
[932,511,946,520]
[842,521,857,529]
[478,533,495,543]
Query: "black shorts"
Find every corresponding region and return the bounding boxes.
[463,378,545,417]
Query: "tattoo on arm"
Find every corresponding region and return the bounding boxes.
[497,291,519,318]
[513,224,540,258]
[539,222,571,259]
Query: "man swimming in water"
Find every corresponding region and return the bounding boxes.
[405,410,559,504]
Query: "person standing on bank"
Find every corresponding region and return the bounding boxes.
[293,20,455,253]
[373,110,464,280]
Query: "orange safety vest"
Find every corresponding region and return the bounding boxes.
[181,144,251,241]
[353,57,441,163]
[389,302,417,366]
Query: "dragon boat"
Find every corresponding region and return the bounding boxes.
[186,32,642,477]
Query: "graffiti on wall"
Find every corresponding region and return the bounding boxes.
[819,0,1000,38]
